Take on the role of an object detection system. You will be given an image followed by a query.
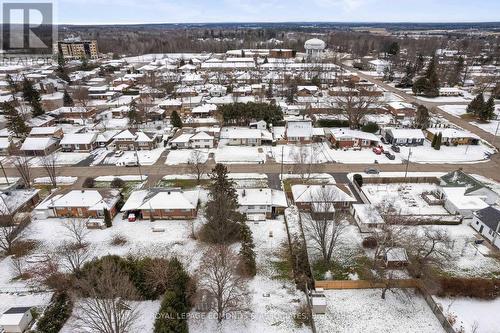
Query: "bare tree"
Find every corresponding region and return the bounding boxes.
[333,87,381,129]
[198,245,249,322]
[72,87,90,107]
[188,150,207,184]
[290,144,318,180]
[57,240,93,274]
[62,219,90,248]
[41,154,58,188]
[73,259,141,333]
[302,187,347,264]
[13,156,32,188]
[0,195,29,255]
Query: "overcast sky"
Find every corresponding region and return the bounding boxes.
[50,0,500,24]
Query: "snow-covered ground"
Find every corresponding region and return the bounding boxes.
[215,146,268,164]
[314,289,444,333]
[165,149,209,165]
[362,183,449,215]
[471,120,500,137]
[100,147,165,166]
[94,175,148,182]
[439,105,468,117]
[439,104,500,137]
[189,217,309,333]
[434,296,500,333]
[398,142,493,164]
[34,176,77,185]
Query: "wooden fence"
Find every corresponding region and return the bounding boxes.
[313,279,457,333]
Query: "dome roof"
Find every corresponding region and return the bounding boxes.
[304,38,326,50]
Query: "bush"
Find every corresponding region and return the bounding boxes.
[361,122,379,133]
[10,239,39,257]
[316,119,350,127]
[82,177,95,188]
[110,234,128,246]
[293,303,312,328]
[110,177,126,188]
[437,278,499,299]
[362,236,377,249]
[104,208,112,228]
[36,291,73,333]
[353,174,363,187]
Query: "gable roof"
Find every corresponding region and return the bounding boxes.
[291,184,356,203]
[440,170,491,195]
[474,206,500,231]
[121,188,199,211]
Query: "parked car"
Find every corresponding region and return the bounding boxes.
[125,160,139,167]
[372,147,383,155]
[384,152,395,160]
[380,137,387,144]
[391,145,400,153]
[128,213,136,222]
[114,150,124,157]
[364,167,379,174]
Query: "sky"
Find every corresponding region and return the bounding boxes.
[22,0,500,24]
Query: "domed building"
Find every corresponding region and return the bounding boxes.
[304,38,326,61]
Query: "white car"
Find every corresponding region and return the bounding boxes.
[114,150,124,157]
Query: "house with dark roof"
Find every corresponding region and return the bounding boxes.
[440,170,498,205]
[472,206,500,249]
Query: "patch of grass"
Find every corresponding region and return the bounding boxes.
[110,234,128,246]
[95,181,143,199]
[158,179,209,189]
[459,113,476,121]
[270,259,294,281]
[312,255,374,281]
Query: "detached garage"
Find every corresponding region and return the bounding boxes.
[0,307,33,333]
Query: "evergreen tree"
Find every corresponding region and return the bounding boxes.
[466,93,485,116]
[387,41,400,56]
[5,74,18,94]
[424,56,440,97]
[104,208,112,228]
[415,105,430,129]
[179,59,186,67]
[414,53,425,73]
[263,56,269,64]
[448,56,465,86]
[22,77,44,117]
[287,83,297,104]
[63,89,74,106]
[3,102,29,138]
[266,80,273,99]
[479,96,495,121]
[80,56,89,70]
[434,132,442,150]
[128,100,141,127]
[238,222,256,277]
[200,163,245,244]
[170,110,183,128]
[311,75,321,87]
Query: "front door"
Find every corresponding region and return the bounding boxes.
[479,225,484,234]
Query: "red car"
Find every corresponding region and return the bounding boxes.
[372,147,383,155]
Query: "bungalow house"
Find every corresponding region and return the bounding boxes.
[220,127,273,146]
[0,189,40,224]
[53,106,98,121]
[27,114,55,127]
[236,188,288,220]
[440,170,498,206]
[29,126,64,139]
[45,188,121,219]
[297,85,319,96]
[425,128,480,146]
[471,206,500,249]
[350,204,385,232]
[121,188,199,220]
[170,133,195,149]
[285,119,313,143]
[291,184,357,212]
[112,129,160,151]
[0,137,19,155]
[328,128,379,149]
[60,133,98,152]
[191,104,217,119]
[41,92,64,111]
[95,130,120,148]
[384,128,425,146]
[20,137,59,156]
[386,102,416,123]
[190,132,215,149]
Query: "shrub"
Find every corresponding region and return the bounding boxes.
[110,234,128,246]
[361,122,379,133]
[104,208,112,228]
[110,177,126,188]
[316,119,350,127]
[362,236,377,249]
[437,278,499,299]
[36,291,73,333]
[293,303,312,328]
[353,174,363,187]
[82,177,95,188]
[10,239,39,257]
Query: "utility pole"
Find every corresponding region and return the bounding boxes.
[280,146,284,181]
[0,160,9,185]
[404,147,412,179]
[492,120,500,149]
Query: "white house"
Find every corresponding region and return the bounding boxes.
[285,119,313,143]
[190,132,214,149]
[471,206,500,249]
[236,188,287,220]
[0,307,33,333]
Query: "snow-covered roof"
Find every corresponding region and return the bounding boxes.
[386,128,425,140]
[60,133,97,145]
[286,120,313,138]
[20,137,57,151]
[426,128,480,140]
[171,133,194,144]
[441,187,489,210]
[29,126,62,136]
[385,247,408,262]
[190,131,213,141]
[329,128,379,142]
[121,188,199,211]
[352,204,385,225]
[236,188,287,207]
[0,189,39,214]
[220,127,272,140]
[191,104,217,114]
[50,189,120,210]
[291,184,356,203]
[113,129,137,140]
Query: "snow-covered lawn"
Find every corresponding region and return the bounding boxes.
[314,289,444,333]
[471,119,500,137]
[30,152,90,166]
[34,176,77,185]
[439,104,468,117]
[165,149,209,165]
[398,142,494,164]
[434,296,500,333]
[215,146,268,164]
[326,145,402,164]
[0,292,53,320]
[189,218,310,333]
[272,144,330,164]
[94,175,148,182]
[362,183,449,215]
